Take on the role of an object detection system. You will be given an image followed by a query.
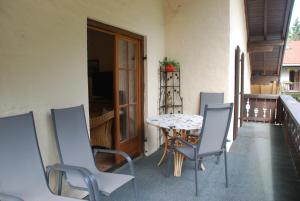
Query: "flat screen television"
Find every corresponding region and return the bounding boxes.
[92,72,114,100]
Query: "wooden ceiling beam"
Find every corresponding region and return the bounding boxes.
[249,46,273,53]
[252,72,278,76]
[278,0,294,79]
[277,46,284,75]
[255,67,278,71]
[246,0,295,82]
[249,40,284,46]
[247,40,284,53]
[264,0,268,40]
[282,0,293,39]
[249,34,282,41]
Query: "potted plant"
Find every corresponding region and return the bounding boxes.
[159,57,180,72]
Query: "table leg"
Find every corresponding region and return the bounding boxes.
[157,128,169,167]
[174,129,186,177]
[174,151,185,177]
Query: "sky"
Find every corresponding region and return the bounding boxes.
[290,0,300,27]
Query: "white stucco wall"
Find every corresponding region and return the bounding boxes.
[280,68,290,82]
[164,0,230,111]
[0,0,165,193]
[164,0,249,144]
[228,0,251,142]
[163,0,250,145]
[0,0,251,195]
[229,0,251,96]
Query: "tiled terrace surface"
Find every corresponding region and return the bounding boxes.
[99,123,300,201]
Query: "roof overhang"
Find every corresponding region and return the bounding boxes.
[244,0,295,82]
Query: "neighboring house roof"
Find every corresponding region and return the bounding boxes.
[283,41,300,66]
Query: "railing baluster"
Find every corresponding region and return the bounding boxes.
[246,98,250,122]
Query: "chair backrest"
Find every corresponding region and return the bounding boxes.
[0,112,50,198]
[51,105,98,173]
[199,92,224,116]
[197,103,233,156]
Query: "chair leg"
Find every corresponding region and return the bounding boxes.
[194,159,199,196]
[166,149,173,177]
[215,155,221,165]
[198,158,201,170]
[57,172,63,195]
[224,150,228,188]
[132,178,138,201]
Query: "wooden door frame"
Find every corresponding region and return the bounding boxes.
[87,19,145,155]
[88,19,144,40]
[115,35,143,162]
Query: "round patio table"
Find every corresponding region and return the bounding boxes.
[147,114,203,176]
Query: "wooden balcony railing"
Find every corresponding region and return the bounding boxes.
[242,94,300,176]
[278,95,300,176]
[243,94,279,124]
[281,82,300,92]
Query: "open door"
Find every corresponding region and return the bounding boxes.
[233,46,245,140]
[233,46,240,140]
[114,35,142,163]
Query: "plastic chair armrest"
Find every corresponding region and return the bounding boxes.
[94,148,135,176]
[46,164,100,201]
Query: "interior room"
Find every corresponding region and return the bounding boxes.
[87,28,115,171]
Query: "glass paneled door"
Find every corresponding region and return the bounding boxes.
[115,35,142,163]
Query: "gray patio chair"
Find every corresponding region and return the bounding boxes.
[0,112,99,201]
[51,105,137,200]
[190,92,224,137]
[190,92,225,167]
[167,103,233,196]
[0,193,23,201]
[199,92,224,116]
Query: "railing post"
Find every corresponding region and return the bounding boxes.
[276,97,283,125]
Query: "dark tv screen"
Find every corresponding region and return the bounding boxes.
[92,72,113,99]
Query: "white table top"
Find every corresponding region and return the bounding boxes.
[146,114,203,130]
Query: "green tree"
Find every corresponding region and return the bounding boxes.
[288,18,300,40]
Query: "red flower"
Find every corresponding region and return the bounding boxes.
[165,64,175,72]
